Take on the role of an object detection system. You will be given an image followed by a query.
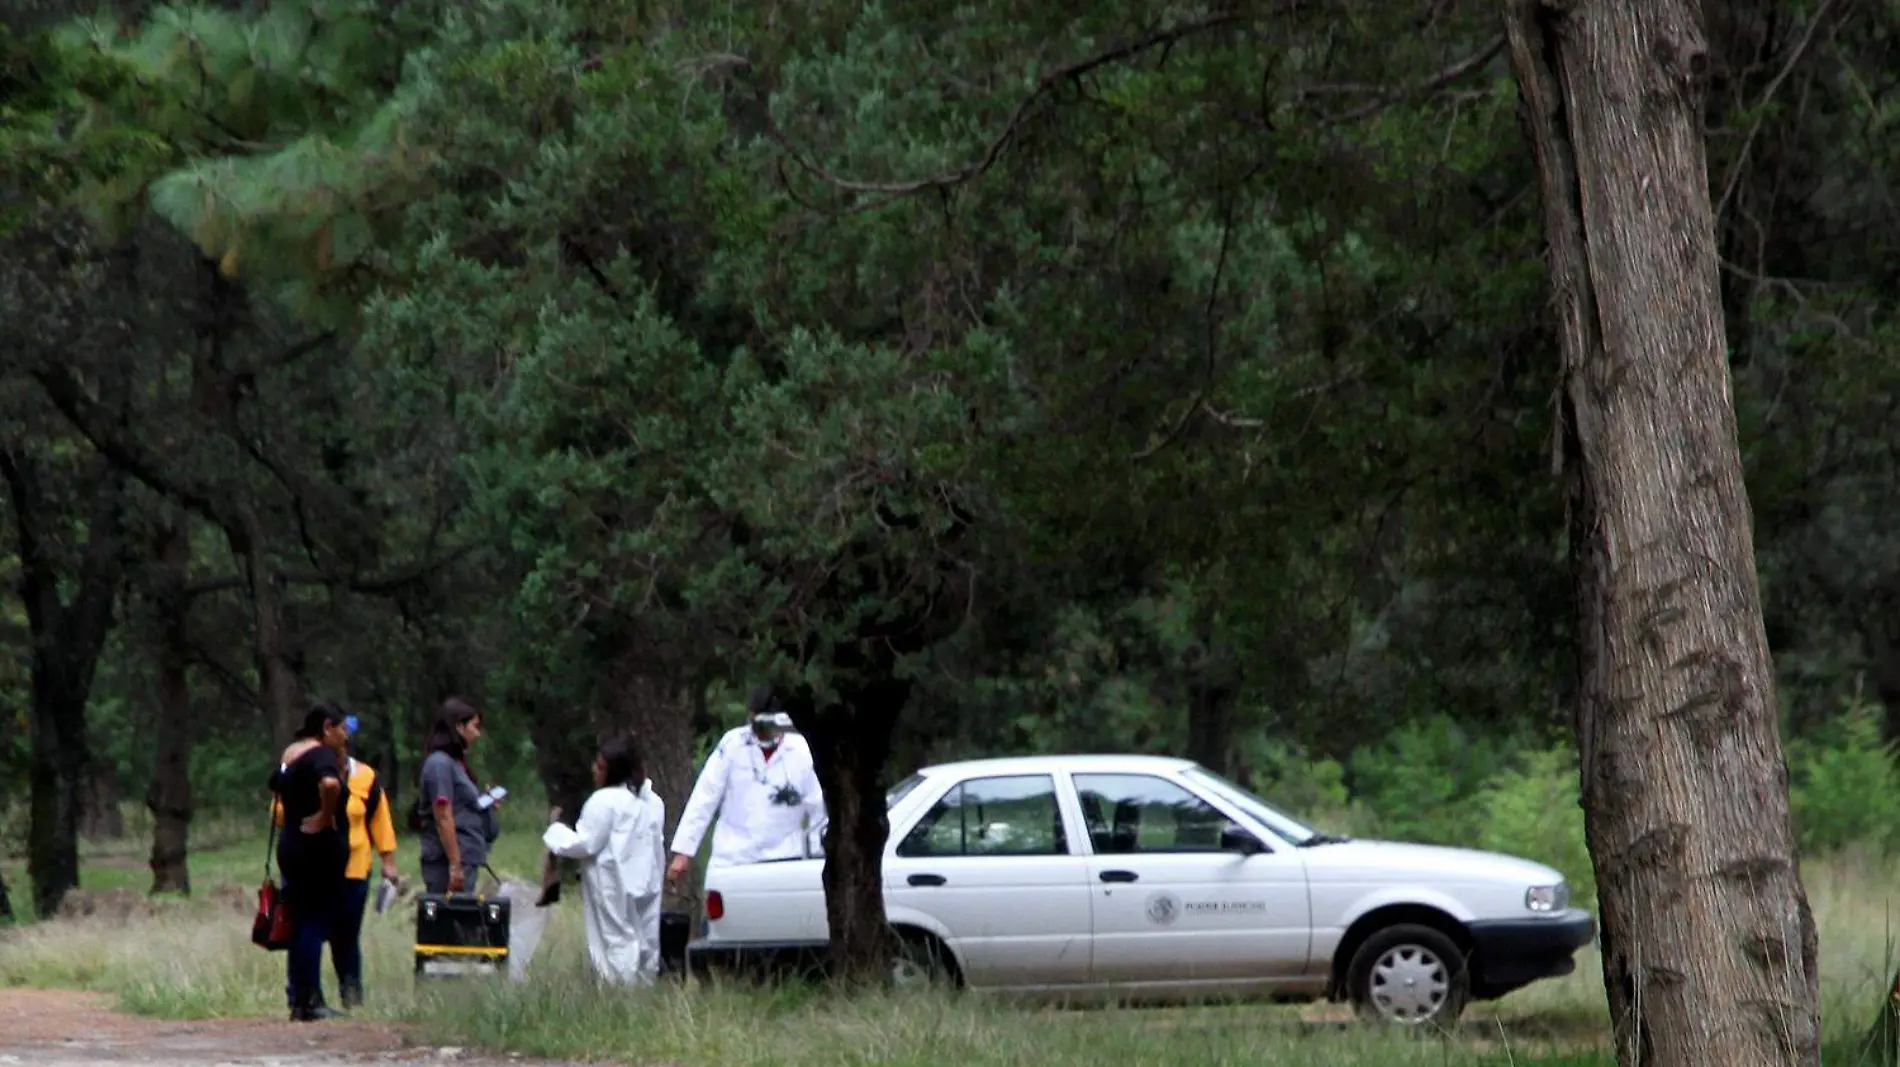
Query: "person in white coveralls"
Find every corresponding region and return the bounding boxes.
[542,735,666,985]
[666,686,826,887]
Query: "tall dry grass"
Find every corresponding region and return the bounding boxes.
[1,844,1894,1066]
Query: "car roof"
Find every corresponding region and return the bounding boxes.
[913,753,1201,779]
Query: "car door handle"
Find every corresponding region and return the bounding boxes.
[907,873,947,887]
[1098,870,1139,884]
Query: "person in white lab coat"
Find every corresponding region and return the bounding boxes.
[666,686,826,887]
[542,736,666,985]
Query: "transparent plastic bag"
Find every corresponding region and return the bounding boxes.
[495,879,550,983]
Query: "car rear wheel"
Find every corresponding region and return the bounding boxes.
[1346,923,1469,1028]
[888,932,954,991]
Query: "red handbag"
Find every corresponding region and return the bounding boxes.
[252,816,294,951]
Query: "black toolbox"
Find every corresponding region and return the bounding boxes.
[414,889,510,979]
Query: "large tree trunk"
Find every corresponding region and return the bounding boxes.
[786,677,906,987]
[236,512,305,745]
[1501,4,1821,1067]
[604,650,696,910]
[1185,680,1236,778]
[79,767,125,840]
[26,667,91,918]
[1,449,126,919]
[527,687,599,831]
[148,519,193,895]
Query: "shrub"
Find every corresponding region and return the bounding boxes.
[1788,693,1900,856]
[1473,743,1595,908]
[1243,738,1376,837]
[1348,715,1518,845]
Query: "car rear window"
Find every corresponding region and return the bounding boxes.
[885,772,926,810]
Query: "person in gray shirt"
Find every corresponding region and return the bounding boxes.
[416,697,500,893]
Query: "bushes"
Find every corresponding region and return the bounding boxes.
[1473,744,1594,907]
[1346,717,1522,846]
[1788,694,1900,856]
[1286,690,1900,905]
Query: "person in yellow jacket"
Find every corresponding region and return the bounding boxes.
[273,714,399,1009]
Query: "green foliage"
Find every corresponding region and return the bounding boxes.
[1474,744,1595,908]
[1347,715,1523,846]
[1789,692,1900,856]
[10,0,441,320]
[15,0,1900,968]
[1243,739,1374,837]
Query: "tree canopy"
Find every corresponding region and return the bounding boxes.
[2,0,1894,1040]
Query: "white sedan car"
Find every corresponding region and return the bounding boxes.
[685,754,1595,1026]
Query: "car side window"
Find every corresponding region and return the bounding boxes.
[1073,773,1245,854]
[896,774,1069,858]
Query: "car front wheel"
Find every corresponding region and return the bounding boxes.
[1345,923,1469,1028]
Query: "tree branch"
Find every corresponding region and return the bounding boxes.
[766,13,1245,200]
[1317,36,1505,126]
[178,544,473,601]
[1132,165,1245,461]
[30,364,235,532]
[0,445,55,645]
[1712,0,1840,222]
[185,640,259,708]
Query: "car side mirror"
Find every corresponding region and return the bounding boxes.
[1220,823,1266,856]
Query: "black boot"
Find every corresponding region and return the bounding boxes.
[339,981,362,1010]
[291,990,345,1021]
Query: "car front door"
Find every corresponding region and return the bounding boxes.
[1072,771,1311,989]
[883,772,1094,989]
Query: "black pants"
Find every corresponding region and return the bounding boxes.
[278,850,343,1011]
[331,877,370,999]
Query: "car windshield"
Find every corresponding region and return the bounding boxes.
[1182,766,1328,845]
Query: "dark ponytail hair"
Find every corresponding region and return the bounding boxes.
[598,735,644,791]
[423,696,481,760]
[295,701,349,740]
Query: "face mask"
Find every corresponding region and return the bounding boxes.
[751,718,782,750]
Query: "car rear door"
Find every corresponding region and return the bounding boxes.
[1071,771,1311,989]
[882,772,1094,988]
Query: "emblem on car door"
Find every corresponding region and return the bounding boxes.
[1145,891,1180,926]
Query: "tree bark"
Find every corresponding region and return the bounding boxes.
[80,767,125,840]
[0,448,127,918]
[527,685,599,834]
[148,519,194,895]
[1501,4,1821,1067]
[1185,680,1236,778]
[604,649,696,910]
[25,661,91,919]
[786,676,905,986]
[233,511,306,745]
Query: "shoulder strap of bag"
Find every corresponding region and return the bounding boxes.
[265,805,278,881]
[365,770,383,822]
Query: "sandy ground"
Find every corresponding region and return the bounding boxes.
[0,989,608,1066]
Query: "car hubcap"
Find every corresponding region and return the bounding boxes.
[890,955,933,990]
[1370,944,1449,1023]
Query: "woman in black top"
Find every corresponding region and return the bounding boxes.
[270,704,352,1021]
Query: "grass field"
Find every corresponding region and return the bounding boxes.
[2,815,1896,1067]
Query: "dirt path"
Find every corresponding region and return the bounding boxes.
[0,989,608,1066]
